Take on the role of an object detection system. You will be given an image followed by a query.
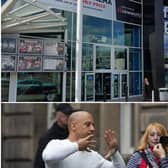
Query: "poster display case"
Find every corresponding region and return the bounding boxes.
[19,38,43,55]
[2,55,16,71]
[43,56,65,71]
[2,38,17,54]
[1,36,66,72]
[44,40,65,56]
[18,55,42,71]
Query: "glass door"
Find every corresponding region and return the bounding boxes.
[121,73,127,97]
[95,73,111,101]
[112,73,128,99]
[85,73,95,101]
[112,74,120,98]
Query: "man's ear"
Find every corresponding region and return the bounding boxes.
[71,122,76,131]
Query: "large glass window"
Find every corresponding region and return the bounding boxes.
[2,73,10,101]
[129,72,142,95]
[129,48,142,70]
[67,41,72,71]
[72,13,77,41]
[114,22,141,47]
[96,46,111,70]
[164,35,168,58]
[83,15,112,44]
[64,11,73,41]
[17,72,62,101]
[66,72,75,101]
[114,48,127,70]
[82,43,93,71]
[72,42,76,71]
[67,42,76,71]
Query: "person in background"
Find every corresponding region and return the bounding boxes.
[127,122,168,168]
[153,143,168,168]
[144,77,151,101]
[34,103,74,168]
[42,111,126,168]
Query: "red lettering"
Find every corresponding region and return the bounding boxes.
[92,2,105,8]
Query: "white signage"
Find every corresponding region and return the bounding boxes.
[38,0,113,19]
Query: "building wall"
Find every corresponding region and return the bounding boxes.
[2,103,47,168]
[143,0,165,100]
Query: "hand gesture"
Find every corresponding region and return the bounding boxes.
[77,134,96,151]
[104,129,118,159]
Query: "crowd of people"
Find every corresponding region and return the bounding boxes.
[34,103,168,168]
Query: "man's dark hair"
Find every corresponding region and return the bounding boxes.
[55,103,73,116]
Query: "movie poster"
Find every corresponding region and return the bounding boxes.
[2,38,17,54]
[18,56,42,71]
[43,56,65,71]
[19,38,43,55]
[2,55,16,71]
[44,40,65,56]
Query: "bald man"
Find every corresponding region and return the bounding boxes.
[42,111,126,168]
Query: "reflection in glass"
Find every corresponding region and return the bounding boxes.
[17,72,62,101]
[66,72,75,102]
[114,21,141,47]
[83,15,112,44]
[164,34,168,58]
[114,48,127,70]
[85,73,94,101]
[121,74,127,97]
[96,46,111,70]
[2,73,10,101]
[95,73,111,101]
[129,48,142,70]
[72,42,76,71]
[129,72,142,95]
[112,74,119,98]
[82,43,93,71]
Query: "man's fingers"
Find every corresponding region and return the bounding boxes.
[86,141,96,151]
[85,134,95,140]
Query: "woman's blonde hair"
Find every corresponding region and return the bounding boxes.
[137,122,168,151]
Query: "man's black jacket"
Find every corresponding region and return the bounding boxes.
[34,122,69,168]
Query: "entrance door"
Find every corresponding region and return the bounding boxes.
[112,73,128,99]
[95,73,111,101]
[85,73,95,101]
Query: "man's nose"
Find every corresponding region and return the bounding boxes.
[90,125,95,131]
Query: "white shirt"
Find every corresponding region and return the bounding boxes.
[42,139,126,168]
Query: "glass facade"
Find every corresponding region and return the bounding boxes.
[2,0,143,102]
[82,43,93,71]
[17,72,62,101]
[114,48,127,70]
[83,15,112,44]
[113,21,141,47]
[96,46,111,70]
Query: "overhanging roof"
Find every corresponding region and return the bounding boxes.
[2,0,67,33]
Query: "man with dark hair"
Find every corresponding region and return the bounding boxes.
[34,103,74,168]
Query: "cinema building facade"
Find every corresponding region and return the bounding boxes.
[1,0,165,102]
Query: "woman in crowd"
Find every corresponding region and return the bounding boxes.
[127,122,168,168]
